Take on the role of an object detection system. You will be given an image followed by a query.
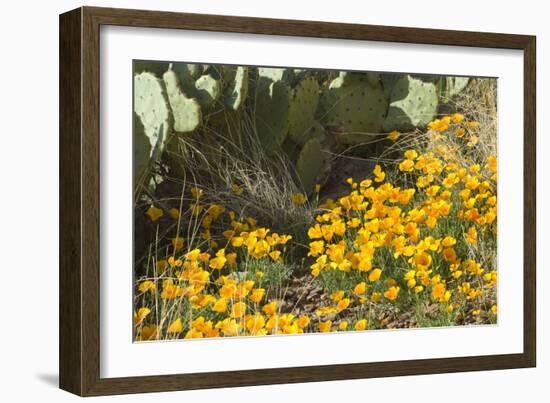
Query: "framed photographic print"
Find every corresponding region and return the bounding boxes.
[59,6,536,396]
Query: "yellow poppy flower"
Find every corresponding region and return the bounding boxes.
[465,226,478,245]
[354,319,368,331]
[138,280,156,294]
[191,187,203,199]
[384,286,400,301]
[291,193,307,205]
[138,325,158,341]
[451,113,464,124]
[211,298,228,313]
[354,282,367,295]
[263,301,278,316]
[373,164,385,182]
[169,208,180,219]
[133,307,151,325]
[230,302,247,318]
[337,298,351,312]
[387,130,400,142]
[155,259,168,273]
[399,159,415,172]
[368,268,382,282]
[432,283,446,300]
[244,313,265,335]
[249,288,265,303]
[171,237,185,251]
[146,206,163,222]
[318,320,332,332]
[269,250,282,261]
[226,252,237,265]
[330,290,345,302]
[232,184,244,195]
[167,318,183,334]
[296,315,311,328]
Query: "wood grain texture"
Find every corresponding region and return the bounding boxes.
[59,6,537,396]
[59,8,82,396]
[523,37,537,367]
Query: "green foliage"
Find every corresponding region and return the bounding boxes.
[288,78,320,144]
[257,67,292,82]
[383,74,438,131]
[133,112,151,183]
[169,62,222,110]
[381,73,401,100]
[242,259,293,289]
[133,71,172,158]
[171,62,204,81]
[254,76,291,152]
[319,72,388,138]
[438,76,470,99]
[133,61,170,76]
[194,74,221,108]
[296,137,323,192]
[133,63,471,194]
[222,66,249,110]
[162,69,202,133]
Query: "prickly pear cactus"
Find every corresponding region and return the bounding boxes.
[319,72,388,138]
[383,74,438,131]
[134,61,169,77]
[296,137,323,193]
[257,67,292,82]
[162,69,202,133]
[288,78,320,144]
[169,62,222,110]
[290,69,308,86]
[366,73,381,88]
[254,76,290,152]
[305,120,326,143]
[134,112,151,183]
[134,71,172,158]
[223,66,249,110]
[381,73,401,100]
[438,76,470,99]
[171,63,204,82]
[194,74,221,108]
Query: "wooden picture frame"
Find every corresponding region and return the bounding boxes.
[59,6,536,396]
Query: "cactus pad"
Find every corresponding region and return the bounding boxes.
[134,71,172,156]
[172,63,203,81]
[319,72,388,135]
[194,74,221,108]
[133,112,151,183]
[134,61,169,77]
[254,77,290,152]
[438,76,470,99]
[296,137,323,192]
[170,62,223,110]
[383,74,438,131]
[258,67,291,82]
[288,78,320,144]
[163,69,202,133]
[223,66,249,110]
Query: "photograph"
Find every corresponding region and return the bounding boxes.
[133,61,498,341]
